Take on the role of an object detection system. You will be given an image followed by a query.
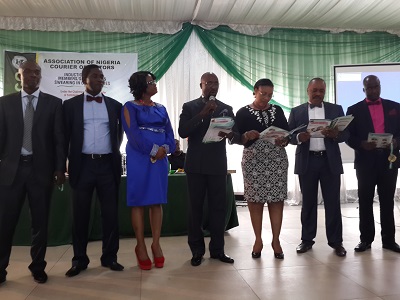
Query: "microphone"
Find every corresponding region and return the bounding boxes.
[208,96,216,115]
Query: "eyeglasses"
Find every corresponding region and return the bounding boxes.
[147,80,157,85]
[203,81,219,87]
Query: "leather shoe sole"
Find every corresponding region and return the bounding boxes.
[382,243,400,253]
[354,242,371,252]
[32,271,48,284]
[102,261,124,271]
[210,253,234,264]
[65,265,87,277]
[191,255,203,266]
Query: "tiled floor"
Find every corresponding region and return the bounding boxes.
[2,202,400,300]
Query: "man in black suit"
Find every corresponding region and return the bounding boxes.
[346,75,400,253]
[0,61,65,284]
[288,78,348,257]
[168,139,186,170]
[178,72,241,266]
[63,64,124,277]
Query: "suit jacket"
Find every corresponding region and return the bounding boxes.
[288,102,349,175]
[346,98,400,170]
[178,97,241,175]
[63,93,123,188]
[0,91,65,186]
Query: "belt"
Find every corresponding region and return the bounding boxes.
[20,155,33,162]
[82,153,111,160]
[309,151,326,156]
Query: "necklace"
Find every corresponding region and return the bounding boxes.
[252,101,269,110]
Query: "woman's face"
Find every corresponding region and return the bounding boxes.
[145,74,157,97]
[254,85,273,106]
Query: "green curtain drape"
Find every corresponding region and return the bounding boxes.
[0,23,193,88]
[1,23,400,111]
[194,26,400,111]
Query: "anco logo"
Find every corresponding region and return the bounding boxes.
[12,56,27,69]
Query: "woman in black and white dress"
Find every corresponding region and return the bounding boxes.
[236,78,289,259]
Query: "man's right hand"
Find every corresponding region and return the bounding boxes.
[361,140,377,151]
[298,132,311,143]
[199,100,217,118]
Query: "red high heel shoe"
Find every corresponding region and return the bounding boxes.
[151,244,165,268]
[135,246,152,270]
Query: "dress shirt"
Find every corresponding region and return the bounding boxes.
[82,92,112,154]
[308,102,326,151]
[21,89,40,155]
[366,98,385,133]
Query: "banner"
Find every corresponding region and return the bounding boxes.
[4,51,137,102]
[3,51,36,95]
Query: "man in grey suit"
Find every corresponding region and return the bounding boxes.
[63,64,124,277]
[178,72,242,266]
[288,78,348,257]
[0,61,65,284]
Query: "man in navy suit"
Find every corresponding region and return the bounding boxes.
[346,75,400,253]
[178,72,242,266]
[0,61,65,284]
[63,64,124,277]
[288,78,348,257]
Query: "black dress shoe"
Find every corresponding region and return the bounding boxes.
[190,255,203,266]
[210,253,234,264]
[354,241,371,252]
[65,265,87,277]
[334,245,347,257]
[102,261,124,271]
[296,242,314,253]
[382,242,400,253]
[274,252,284,259]
[32,270,48,284]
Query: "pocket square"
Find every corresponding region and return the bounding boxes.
[388,109,398,116]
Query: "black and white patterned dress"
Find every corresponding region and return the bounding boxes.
[236,104,289,203]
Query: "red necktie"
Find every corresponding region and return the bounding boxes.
[87,96,102,103]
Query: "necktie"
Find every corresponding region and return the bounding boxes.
[309,103,322,109]
[22,95,34,152]
[87,95,102,103]
[367,100,381,106]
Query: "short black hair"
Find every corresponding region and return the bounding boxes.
[82,64,101,82]
[128,71,156,100]
[254,78,274,90]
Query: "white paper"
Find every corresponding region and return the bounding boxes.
[202,117,235,143]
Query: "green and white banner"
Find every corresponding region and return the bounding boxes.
[4,51,137,102]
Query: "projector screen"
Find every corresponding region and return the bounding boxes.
[334,63,400,163]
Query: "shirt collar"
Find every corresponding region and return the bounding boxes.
[365,98,382,104]
[21,89,40,99]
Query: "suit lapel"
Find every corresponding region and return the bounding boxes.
[360,100,375,132]
[15,92,24,140]
[33,92,45,126]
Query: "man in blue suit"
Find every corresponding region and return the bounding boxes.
[346,75,400,253]
[288,77,348,257]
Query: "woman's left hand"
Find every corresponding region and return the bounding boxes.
[275,137,288,147]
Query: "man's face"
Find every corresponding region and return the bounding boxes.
[307,79,325,105]
[200,73,219,99]
[18,62,41,93]
[84,68,104,95]
[363,77,381,101]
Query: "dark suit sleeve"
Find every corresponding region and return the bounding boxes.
[63,100,72,161]
[178,102,204,138]
[0,98,5,156]
[345,105,362,150]
[288,107,302,145]
[116,102,123,148]
[333,105,349,144]
[53,97,66,172]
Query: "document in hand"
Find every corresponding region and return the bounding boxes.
[202,117,235,143]
[367,133,393,148]
[307,115,354,138]
[260,124,307,144]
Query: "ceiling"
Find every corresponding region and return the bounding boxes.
[1,0,400,36]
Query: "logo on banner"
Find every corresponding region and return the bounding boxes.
[11,56,27,69]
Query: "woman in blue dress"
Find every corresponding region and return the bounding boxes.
[122,71,175,270]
